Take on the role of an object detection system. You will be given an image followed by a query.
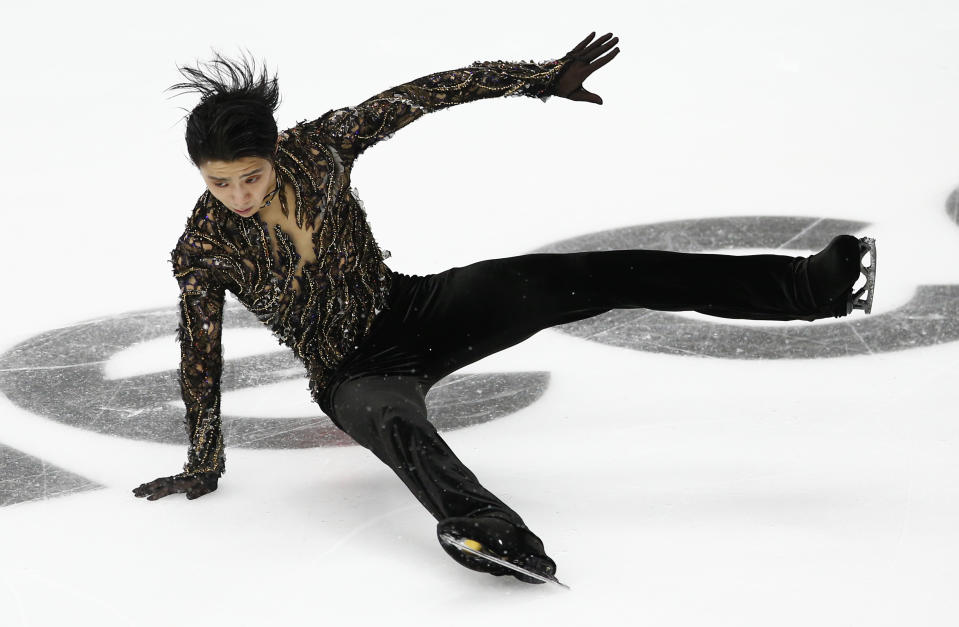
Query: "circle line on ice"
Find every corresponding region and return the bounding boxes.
[535,216,959,359]
[0,302,549,450]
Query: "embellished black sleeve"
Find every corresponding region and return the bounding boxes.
[314,58,568,161]
[172,245,226,478]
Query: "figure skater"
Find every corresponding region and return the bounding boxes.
[133,33,876,585]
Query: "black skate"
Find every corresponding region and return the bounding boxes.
[437,516,568,588]
[802,235,877,318]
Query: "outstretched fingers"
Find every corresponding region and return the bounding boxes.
[132,477,167,498]
[588,46,620,72]
[133,474,212,500]
[578,33,614,57]
[568,31,597,55]
[553,31,621,105]
[582,36,619,64]
[146,485,177,501]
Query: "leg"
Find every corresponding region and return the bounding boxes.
[440,248,847,326]
[396,244,864,382]
[327,374,525,526]
[328,373,556,581]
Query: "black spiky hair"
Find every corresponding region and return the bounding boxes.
[170,52,281,166]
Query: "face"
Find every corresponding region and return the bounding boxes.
[199,156,276,218]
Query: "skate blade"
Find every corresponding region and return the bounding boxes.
[852,237,877,314]
[438,533,570,589]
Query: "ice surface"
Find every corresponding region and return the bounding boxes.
[2,1,959,626]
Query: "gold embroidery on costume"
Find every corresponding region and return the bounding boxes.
[170,59,568,477]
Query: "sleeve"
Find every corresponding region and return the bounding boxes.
[313,58,569,161]
[172,246,227,478]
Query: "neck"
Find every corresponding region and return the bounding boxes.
[256,169,284,222]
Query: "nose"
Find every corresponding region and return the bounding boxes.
[232,189,251,208]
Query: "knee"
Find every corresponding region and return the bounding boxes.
[329,377,427,448]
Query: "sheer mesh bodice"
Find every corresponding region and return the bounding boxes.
[170,58,568,478]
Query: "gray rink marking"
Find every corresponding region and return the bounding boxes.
[0,445,102,507]
[947,187,959,226]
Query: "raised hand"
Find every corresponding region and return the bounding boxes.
[553,32,621,104]
[132,471,220,501]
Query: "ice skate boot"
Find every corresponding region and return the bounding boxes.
[799,235,877,318]
[437,516,567,588]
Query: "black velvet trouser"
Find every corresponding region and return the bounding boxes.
[320,251,821,528]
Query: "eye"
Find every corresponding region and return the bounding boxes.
[246,176,260,184]
[213,182,228,188]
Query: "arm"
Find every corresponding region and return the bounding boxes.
[175,259,226,477]
[314,58,568,161]
[314,32,620,162]
[133,244,226,500]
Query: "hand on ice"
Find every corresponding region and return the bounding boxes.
[553,32,621,104]
[132,471,219,501]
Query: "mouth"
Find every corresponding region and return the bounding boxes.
[234,206,254,215]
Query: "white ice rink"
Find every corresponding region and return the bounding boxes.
[2,1,958,625]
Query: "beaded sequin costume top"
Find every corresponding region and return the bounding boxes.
[170,58,569,478]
